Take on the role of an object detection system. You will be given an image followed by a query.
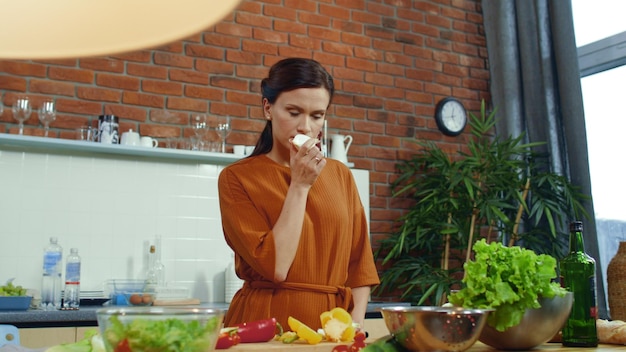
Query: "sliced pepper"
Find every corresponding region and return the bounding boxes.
[215,328,241,349]
[321,307,355,342]
[278,331,299,344]
[288,316,323,344]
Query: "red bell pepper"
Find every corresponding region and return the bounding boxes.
[234,317,282,343]
[215,328,241,349]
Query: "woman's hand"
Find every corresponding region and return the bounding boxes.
[289,137,326,187]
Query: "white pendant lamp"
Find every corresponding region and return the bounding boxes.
[0,0,243,59]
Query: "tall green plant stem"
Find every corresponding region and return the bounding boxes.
[440,211,452,306]
[442,191,453,272]
[509,177,531,247]
[464,182,481,268]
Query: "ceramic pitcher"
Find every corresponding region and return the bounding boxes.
[330,134,353,164]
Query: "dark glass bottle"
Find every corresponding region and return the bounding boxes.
[559,221,598,347]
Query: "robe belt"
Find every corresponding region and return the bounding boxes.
[244,280,353,310]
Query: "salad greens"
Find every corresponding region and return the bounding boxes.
[448,239,567,332]
[103,315,221,351]
[0,282,27,296]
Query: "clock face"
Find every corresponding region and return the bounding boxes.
[435,98,467,136]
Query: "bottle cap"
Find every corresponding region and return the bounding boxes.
[570,221,583,232]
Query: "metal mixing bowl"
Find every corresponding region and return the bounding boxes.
[379,306,493,352]
[478,292,573,350]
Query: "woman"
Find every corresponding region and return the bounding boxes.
[218,58,379,330]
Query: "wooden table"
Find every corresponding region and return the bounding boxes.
[0,337,622,352]
[229,319,625,351]
[229,341,625,351]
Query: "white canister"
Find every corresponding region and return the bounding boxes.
[98,115,119,144]
[121,129,140,146]
[233,145,245,156]
[224,254,244,303]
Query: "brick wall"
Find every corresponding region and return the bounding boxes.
[0,0,490,292]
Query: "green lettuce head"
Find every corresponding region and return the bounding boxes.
[448,239,567,331]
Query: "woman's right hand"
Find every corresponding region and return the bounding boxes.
[289,137,326,187]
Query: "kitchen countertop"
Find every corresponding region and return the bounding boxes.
[0,302,406,328]
[0,303,230,328]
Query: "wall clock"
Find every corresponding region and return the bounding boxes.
[434,97,467,136]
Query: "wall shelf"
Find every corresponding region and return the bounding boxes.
[0,134,243,165]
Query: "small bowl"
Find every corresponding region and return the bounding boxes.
[105,279,152,306]
[478,292,573,350]
[0,296,32,311]
[125,292,155,306]
[96,307,223,351]
[379,306,493,352]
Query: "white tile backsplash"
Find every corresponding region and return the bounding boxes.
[0,149,231,302]
[0,148,370,304]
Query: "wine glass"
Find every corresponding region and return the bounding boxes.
[12,97,32,135]
[191,114,208,137]
[190,114,209,151]
[39,100,56,137]
[215,116,231,153]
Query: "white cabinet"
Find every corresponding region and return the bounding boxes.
[19,326,98,348]
[19,327,76,348]
[350,169,370,228]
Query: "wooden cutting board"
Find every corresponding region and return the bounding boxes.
[228,319,624,352]
[152,298,200,306]
[228,319,388,351]
[229,340,349,351]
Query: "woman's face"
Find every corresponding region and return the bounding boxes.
[264,87,330,153]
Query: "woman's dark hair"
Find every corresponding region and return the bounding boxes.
[249,58,334,157]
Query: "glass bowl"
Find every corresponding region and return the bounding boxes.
[105,279,153,306]
[96,306,223,351]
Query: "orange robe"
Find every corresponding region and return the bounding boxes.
[218,155,380,329]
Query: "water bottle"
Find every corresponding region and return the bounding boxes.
[146,243,165,287]
[63,248,81,310]
[41,237,63,310]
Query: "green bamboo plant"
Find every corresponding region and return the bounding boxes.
[375,101,589,305]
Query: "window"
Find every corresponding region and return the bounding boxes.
[572,0,626,313]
